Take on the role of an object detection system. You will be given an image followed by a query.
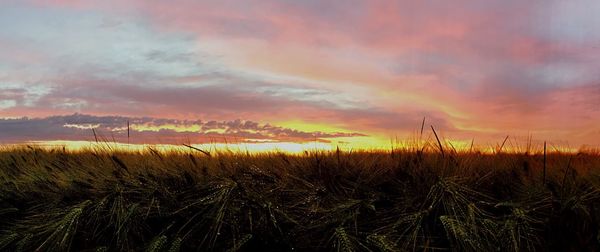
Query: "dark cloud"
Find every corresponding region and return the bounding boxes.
[0,114,366,144]
[0,88,27,105]
[24,70,343,118]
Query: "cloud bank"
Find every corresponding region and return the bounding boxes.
[0,114,365,144]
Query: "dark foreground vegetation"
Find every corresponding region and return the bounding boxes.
[1,146,600,251]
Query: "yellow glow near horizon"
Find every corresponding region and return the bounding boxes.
[22,140,338,154]
[272,121,397,150]
[326,135,392,150]
[10,136,584,154]
[6,139,585,155]
[274,120,354,133]
[20,135,404,154]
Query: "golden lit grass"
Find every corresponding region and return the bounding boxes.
[0,143,599,251]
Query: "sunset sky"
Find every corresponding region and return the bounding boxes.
[1,0,599,151]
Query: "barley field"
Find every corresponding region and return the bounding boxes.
[0,144,599,251]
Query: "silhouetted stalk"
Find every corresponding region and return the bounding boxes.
[127,120,130,145]
[431,125,444,157]
[543,141,547,185]
[498,135,509,154]
[183,144,211,157]
[92,128,98,143]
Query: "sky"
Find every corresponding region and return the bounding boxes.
[0,0,599,151]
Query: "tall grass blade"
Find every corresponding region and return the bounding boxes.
[431,125,444,157]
